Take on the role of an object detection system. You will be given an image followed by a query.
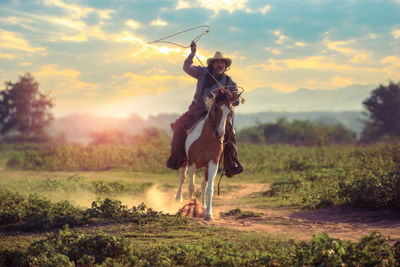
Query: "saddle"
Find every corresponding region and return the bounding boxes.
[186,113,208,134]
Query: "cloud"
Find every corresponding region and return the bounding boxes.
[1,9,109,43]
[111,72,193,96]
[199,0,247,14]
[230,26,242,32]
[329,76,355,87]
[0,16,36,31]
[0,53,15,59]
[249,55,377,73]
[295,42,306,47]
[34,64,98,95]
[51,17,86,31]
[176,0,190,10]
[43,0,115,20]
[0,29,45,53]
[245,4,270,14]
[150,18,167,26]
[381,56,400,77]
[391,29,400,39]
[274,30,288,44]
[246,60,285,71]
[259,5,270,14]
[115,31,185,58]
[265,47,281,55]
[175,0,248,14]
[324,38,357,54]
[116,31,146,45]
[126,20,141,29]
[350,53,369,63]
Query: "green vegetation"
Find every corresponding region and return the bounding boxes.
[238,118,356,145]
[262,144,400,210]
[2,174,152,197]
[4,142,400,211]
[1,142,400,265]
[0,190,178,232]
[1,211,399,266]
[6,143,169,172]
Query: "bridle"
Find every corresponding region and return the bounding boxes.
[209,100,234,145]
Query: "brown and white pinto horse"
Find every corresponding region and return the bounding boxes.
[175,88,239,221]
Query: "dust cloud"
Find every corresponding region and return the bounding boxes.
[42,184,185,215]
[119,185,183,214]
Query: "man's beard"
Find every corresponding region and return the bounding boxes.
[213,68,224,77]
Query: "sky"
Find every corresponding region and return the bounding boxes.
[0,0,400,118]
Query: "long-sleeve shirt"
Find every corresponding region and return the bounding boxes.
[183,54,238,106]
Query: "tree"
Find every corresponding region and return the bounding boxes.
[361,81,400,142]
[0,73,53,138]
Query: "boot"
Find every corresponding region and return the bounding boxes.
[166,126,187,170]
[223,122,243,178]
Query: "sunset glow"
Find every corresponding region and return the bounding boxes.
[0,0,399,118]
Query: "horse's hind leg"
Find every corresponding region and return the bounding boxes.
[205,160,218,221]
[187,163,196,199]
[175,162,187,202]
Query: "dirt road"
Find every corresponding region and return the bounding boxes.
[192,183,400,242]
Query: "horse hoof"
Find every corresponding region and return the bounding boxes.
[175,195,183,202]
[204,214,214,221]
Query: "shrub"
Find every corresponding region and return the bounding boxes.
[25,227,136,265]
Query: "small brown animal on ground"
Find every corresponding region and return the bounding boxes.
[178,198,206,218]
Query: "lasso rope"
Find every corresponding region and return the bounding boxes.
[148,25,210,48]
[148,25,245,95]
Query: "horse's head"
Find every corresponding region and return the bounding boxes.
[207,87,240,140]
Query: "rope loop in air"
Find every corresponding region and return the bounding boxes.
[148,25,245,98]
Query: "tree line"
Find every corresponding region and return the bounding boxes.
[1,73,399,144]
[238,118,356,145]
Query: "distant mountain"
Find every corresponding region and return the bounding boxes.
[239,84,374,113]
[47,84,374,143]
[49,110,365,144]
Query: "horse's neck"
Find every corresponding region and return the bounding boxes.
[187,112,212,140]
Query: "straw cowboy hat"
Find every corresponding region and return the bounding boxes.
[207,51,232,68]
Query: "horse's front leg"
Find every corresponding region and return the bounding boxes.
[205,160,219,221]
[187,163,196,199]
[175,163,187,202]
[201,168,208,207]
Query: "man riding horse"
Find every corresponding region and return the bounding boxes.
[166,41,243,177]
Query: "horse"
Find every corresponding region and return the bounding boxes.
[175,87,239,221]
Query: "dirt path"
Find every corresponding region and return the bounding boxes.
[192,183,400,242]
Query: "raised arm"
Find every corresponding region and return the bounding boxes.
[183,41,202,79]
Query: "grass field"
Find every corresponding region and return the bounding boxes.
[1,143,399,266]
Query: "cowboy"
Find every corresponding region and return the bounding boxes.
[166,41,243,177]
